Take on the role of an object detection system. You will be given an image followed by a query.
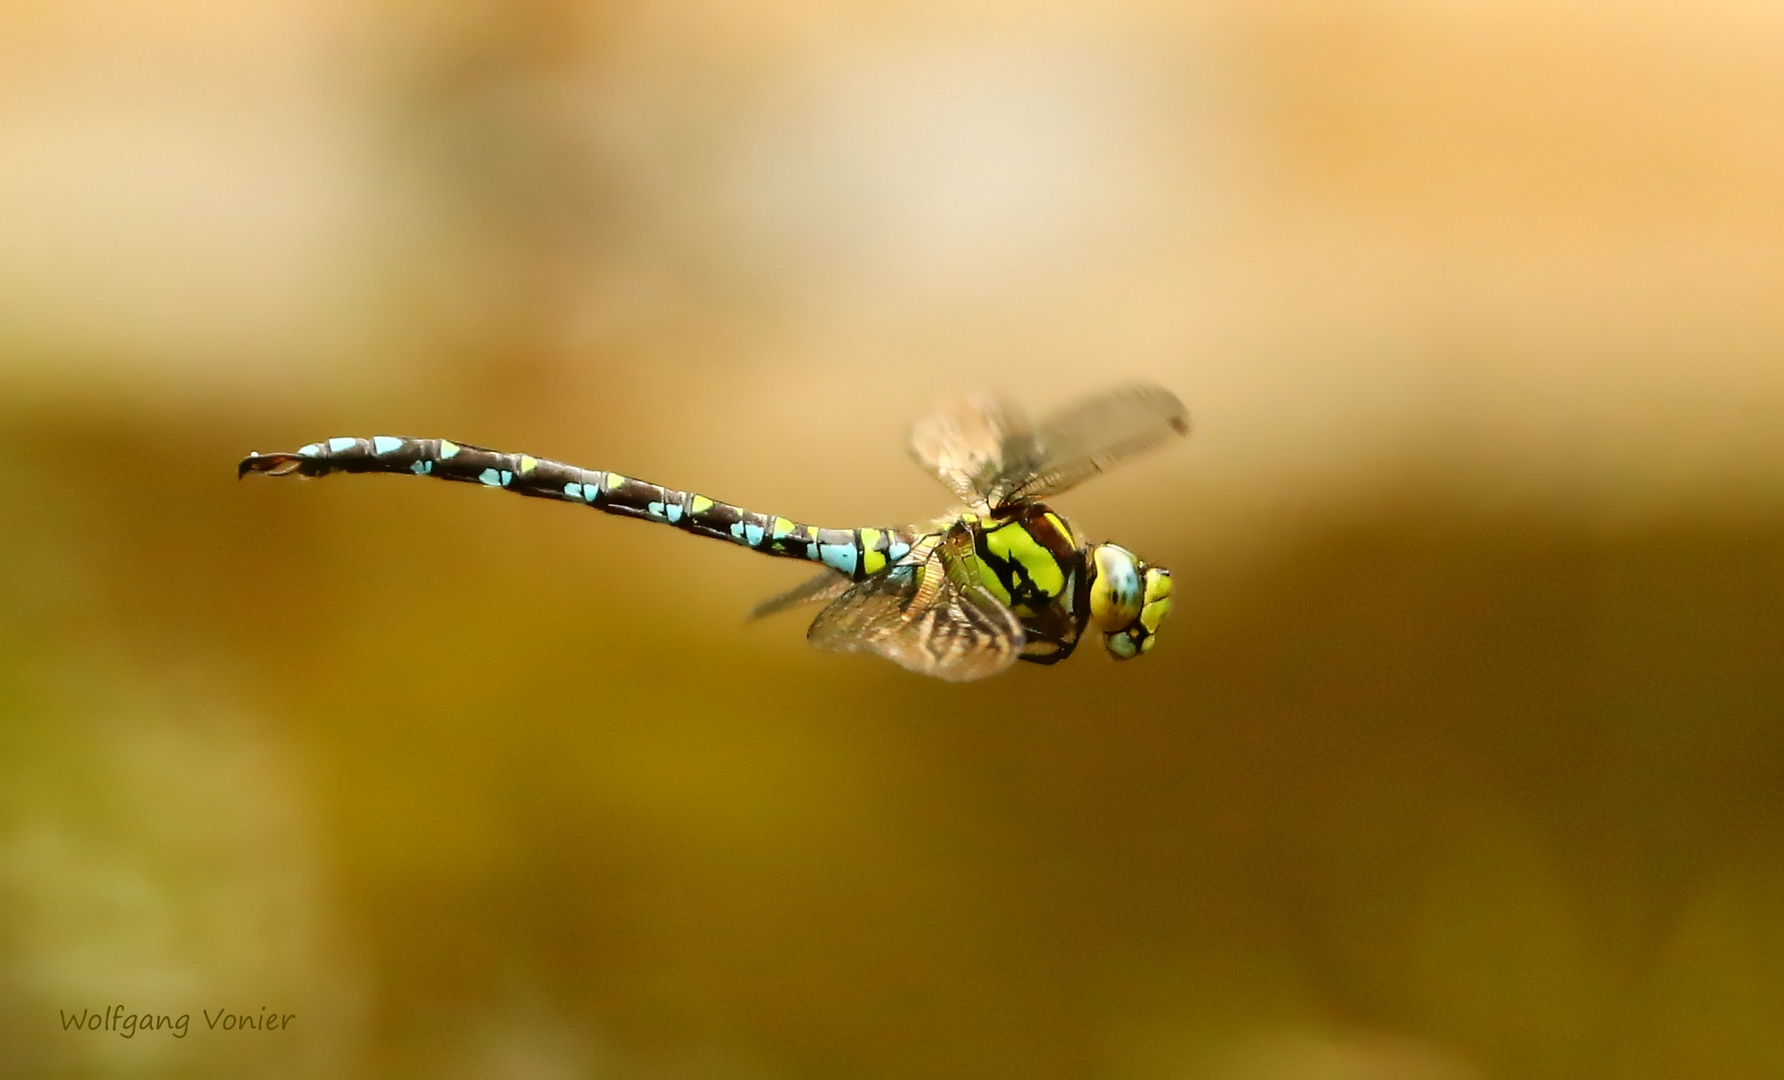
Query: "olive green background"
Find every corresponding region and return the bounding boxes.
[4,3,1783,1078]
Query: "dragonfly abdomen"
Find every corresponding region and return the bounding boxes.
[237,435,913,581]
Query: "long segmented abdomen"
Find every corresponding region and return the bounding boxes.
[239,436,915,581]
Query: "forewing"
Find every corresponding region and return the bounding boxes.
[908,395,1040,508]
[1002,383,1189,503]
[806,531,1023,682]
[748,570,852,621]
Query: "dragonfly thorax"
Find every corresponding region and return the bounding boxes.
[954,504,1086,663]
[963,506,1079,611]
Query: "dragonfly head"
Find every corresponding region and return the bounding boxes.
[1088,543,1172,659]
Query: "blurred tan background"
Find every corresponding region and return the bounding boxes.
[4,2,1783,1077]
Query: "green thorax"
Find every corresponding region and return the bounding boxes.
[958,504,1089,663]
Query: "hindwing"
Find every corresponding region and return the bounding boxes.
[805,527,1022,682]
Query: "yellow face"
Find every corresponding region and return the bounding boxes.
[1088,544,1172,659]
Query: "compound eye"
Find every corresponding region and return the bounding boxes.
[1089,545,1144,632]
[1102,565,1173,661]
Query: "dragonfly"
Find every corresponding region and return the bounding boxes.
[238,383,1188,681]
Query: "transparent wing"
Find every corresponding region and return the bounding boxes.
[908,394,1040,509]
[806,529,1023,682]
[908,384,1188,507]
[1004,383,1189,503]
[748,570,852,621]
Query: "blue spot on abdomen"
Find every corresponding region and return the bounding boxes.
[820,543,858,577]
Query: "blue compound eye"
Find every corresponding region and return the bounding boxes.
[1097,557,1172,661]
[1089,544,1144,633]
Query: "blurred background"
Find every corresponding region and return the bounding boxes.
[3,1,1783,1077]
